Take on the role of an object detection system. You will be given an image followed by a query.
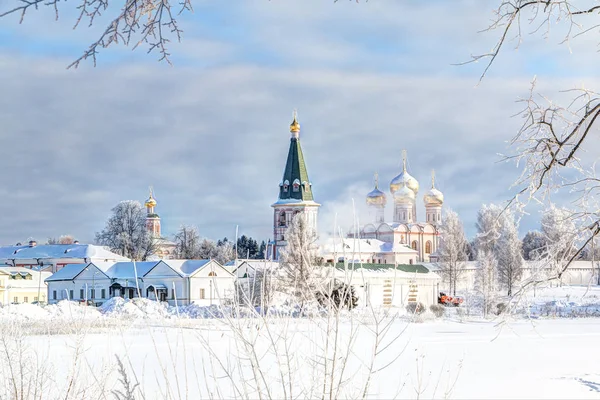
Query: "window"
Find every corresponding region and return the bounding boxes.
[208,271,217,277]
[34,297,38,302]
[411,241,418,251]
[23,296,28,303]
[53,291,57,300]
[200,288,206,299]
[26,274,32,280]
[283,184,289,192]
[80,289,84,299]
[91,289,95,299]
[101,289,106,299]
[425,241,432,254]
[409,259,413,265]
[69,290,74,300]
[279,212,287,227]
[13,296,18,303]
[293,182,300,192]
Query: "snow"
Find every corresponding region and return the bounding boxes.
[3,287,600,398]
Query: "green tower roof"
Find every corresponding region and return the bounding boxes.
[279,137,314,201]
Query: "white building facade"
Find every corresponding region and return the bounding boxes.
[45,259,235,306]
[0,266,52,305]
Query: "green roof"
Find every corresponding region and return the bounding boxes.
[279,138,314,201]
[331,262,430,274]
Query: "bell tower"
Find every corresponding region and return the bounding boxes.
[269,111,320,260]
[145,187,161,238]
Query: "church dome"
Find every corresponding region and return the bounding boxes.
[389,150,419,195]
[145,189,157,208]
[366,187,386,206]
[366,172,386,206]
[394,184,415,204]
[424,188,444,206]
[423,170,443,206]
[390,170,419,195]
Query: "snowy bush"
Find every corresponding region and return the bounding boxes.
[406,302,425,315]
[429,304,445,318]
[495,302,507,315]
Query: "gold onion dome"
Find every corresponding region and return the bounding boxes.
[366,173,387,206]
[390,150,419,195]
[424,170,444,206]
[145,188,157,207]
[290,110,300,133]
[394,183,415,204]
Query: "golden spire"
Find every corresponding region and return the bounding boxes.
[290,109,300,133]
[374,171,379,188]
[402,149,407,172]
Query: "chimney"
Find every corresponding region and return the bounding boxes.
[28,240,37,247]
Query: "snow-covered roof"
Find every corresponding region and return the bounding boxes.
[44,263,92,281]
[164,260,212,276]
[0,244,129,262]
[106,261,159,279]
[233,260,279,274]
[0,266,51,277]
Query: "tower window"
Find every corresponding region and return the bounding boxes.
[411,241,418,251]
[293,179,300,192]
[278,212,287,227]
[425,241,432,254]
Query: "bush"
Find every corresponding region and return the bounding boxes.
[429,304,445,318]
[495,302,507,315]
[406,302,425,315]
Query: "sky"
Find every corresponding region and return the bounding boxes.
[0,0,599,245]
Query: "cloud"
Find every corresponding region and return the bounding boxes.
[0,0,599,245]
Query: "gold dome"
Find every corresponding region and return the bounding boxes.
[290,110,300,133]
[424,170,444,206]
[390,150,419,195]
[366,172,387,206]
[394,183,415,204]
[145,187,157,207]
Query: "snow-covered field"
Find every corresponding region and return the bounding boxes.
[2,286,600,399]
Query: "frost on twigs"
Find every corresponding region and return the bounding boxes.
[0,0,193,67]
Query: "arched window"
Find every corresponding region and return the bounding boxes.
[293,179,300,192]
[278,212,287,227]
[411,241,418,251]
[409,259,413,265]
[208,271,217,277]
[425,241,432,254]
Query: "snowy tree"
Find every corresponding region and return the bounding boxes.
[173,225,202,259]
[214,240,235,265]
[277,214,324,306]
[475,249,497,317]
[522,230,546,261]
[495,209,523,296]
[95,200,157,261]
[437,209,469,296]
[541,205,580,281]
[461,2,600,280]
[46,235,76,245]
[474,204,503,257]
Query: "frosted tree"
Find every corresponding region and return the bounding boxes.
[522,230,546,261]
[475,249,497,317]
[173,225,202,259]
[474,204,503,256]
[277,214,324,307]
[495,209,523,296]
[46,235,76,245]
[541,205,579,282]
[437,209,469,296]
[95,200,157,260]
[461,1,600,282]
[214,240,235,265]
